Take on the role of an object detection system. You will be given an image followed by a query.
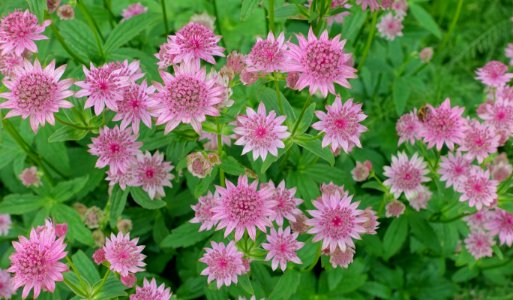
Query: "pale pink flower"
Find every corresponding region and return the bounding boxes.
[385,200,405,218]
[0,10,51,55]
[438,152,472,189]
[234,102,290,160]
[391,0,408,18]
[351,160,372,182]
[18,166,41,187]
[162,22,224,65]
[419,47,433,63]
[266,180,303,226]
[496,85,513,102]
[88,126,142,174]
[489,153,513,182]
[55,224,67,238]
[240,68,260,85]
[130,278,172,300]
[226,51,246,74]
[306,191,366,252]
[383,152,429,198]
[506,44,513,66]
[199,132,232,151]
[121,3,148,21]
[151,62,224,133]
[56,4,75,20]
[283,29,356,97]
[396,109,421,145]
[356,0,380,11]
[121,273,136,288]
[320,182,349,198]
[186,152,213,178]
[290,212,308,234]
[155,42,175,69]
[75,63,130,115]
[465,210,491,231]
[0,51,24,77]
[133,151,174,200]
[465,231,494,259]
[106,162,137,190]
[328,247,355,268]
[208,70,234,109]
[0,214,11,236]
[456,167,497,210]
[419,98,465,150]
[246,32,287,73]
[8,220,67,299]
[312,97,367,153]
[459,119,499,163]
[262,227,303,271]
[104,232,146,276]
[360,207,379,234]
[107,60,144,83]
[0,59,73,132]
[478,97,513,137]
[286,72,300,90]
[199,241,245,288]
[327,0,351,25]
[189,12,216,30]
[0,269,14,299]
[377,13,403,40]
[476,61,513,87]
[486,209,513,246]
[191,191,217,231]
[406,185,432,211]
[112,81,154,134]
[212,176,273,240]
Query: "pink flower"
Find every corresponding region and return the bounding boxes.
[155,42,175,69]
[191,191,217,231]
[240,68,260,85]
[0,59,73,132]
[262,227,304,271]
[189,12,216,31]
[121,3,148,21]
[234,103,290,160]
[486,209,513,246]
[419,98,465,150]
[306,191,366,252]
[455,167,497,210]
[92,248,106,264]
[130,278,172,300]
[88,126,142,174]
[383,152,429,198]
[8,220,67,299]
[121,273,136,288]
[246,32,287,73]
[459,119,499,163]
[283,29,356,97]
[112,81,154,134]
[406,185,431,211]
[489,153,513,182]
[0,51,24,77]
[226,51,246,74]
[186,152,213,178]
[0,269,14,299]
[476,61,513,87]
[360,207,379,234]
[478,97,513,137]
[75,63,130,115]
[18,166,42,187]
[396,109,421,145]
[465,210,491,231]
[199,241,245,288]
[320,182,349,197]
[151,62,224,133]
[106,161,137,190]
[356,0,380,11]
[161,22,225,65]
[290,213,309,234]
[419,47,433,63]
[464,231,494,259]
[265,180,303,227]
[133,151,174,199]
[385,200,405,218]
[351,160,372,182]
[377,13,403,40]
[506,43,513,66]
[104,232,146,276]
[328,247,355,268]
[199,132,232,151]
[438,152,472,189]
[57,4,75,20]
[0,214,11,236]
[0,10,51,55]
[312,97,367,153]
[107,60,144,83]
[212,176,273,240]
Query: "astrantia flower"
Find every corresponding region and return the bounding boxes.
[186,152,213,178]
[57,4,75,20]
[88,126,142,174]
[262,227,304,271]
[19,166,42,187]
[155,42,175,69]
[246,32,287,73]
[385,200,406,218]
[456,167,497,210]
[351,160,372,182]
[306,191,366,252]
[320,182,348,197]
[130,278,172,300]
[356,0,380,11]
[8,220,67,299]
[478,97,513,137]
[465,231,494,259]
[283,29,356,97]
[489,153,513,182]
[200,132,232,151]
[163,22,224,65]
[190,12,216,30]
[438,152,471,188]
[191,191,217,231]
[419,98,465,150]
[486,209,513,246]
[112,81,154,134]
[0,59,73,132]
[0,51,24,77]
[506,44,513,66]
[312,97,367,153]
[75,63,130,115]
[396,109,421,145]
[104,232,146,276]
[377,13,403,40]
[419,47,433,63]
[465,210,491,231]
[0,269,14,299]
[360,207,379,234]
[383,152,429,198]
[151,62,224,133]
[133,151,174,199]
[107,60,144,83]
[266,180,303,226]
[0,214,11,236]
[212,176,273,240]
[328,247,354,268]
[0,10,51,55]
[234,103,290,160]
[200,241,245,288]
[459,119,499,163]
[121,3,148,21]
[106,162,137,190]
[476,61,513,88]
[406,185,432,211]
[290,213,309,234]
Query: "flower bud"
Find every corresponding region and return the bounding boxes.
[93,248,106,265]
[121,273,137,288]
[83,206,104,229]
[186,152,213,178]
[419,47,433,63]
[116,219,133,234]
[351,160,372,182]
[385,200,405,218]
[92,229,106,247]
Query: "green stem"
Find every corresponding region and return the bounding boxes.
[77,1,105,60]
[216,121,225,187]
[273,73,284,115]
[290,94,312,137]
[66,256,89,290]
[432,212,472,223]
[160,0,169,35]
[93,269,111,296]
[268,0,275,33]
[358,12,378,71]
[54,115,97,131]
[48,22,87,65]
[439,0,463,53]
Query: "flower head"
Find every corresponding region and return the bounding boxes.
[200,241,245,288]
[356,0,380,11]
[320,182,349,198]
[438,152,472,189]
[283,29,356,97]
[478,97,513,138]
[396,109,421,145]
[506,43,513,66]
[112,81,154,134]
[406,185,432,211]
[351,160,372,182]
[191,191,218,231]
[0,59,73,132]
[0,214,11,236]
[0,51,24,77]
[476,61,513,87]
[383,152,429,198]
[377,13,403,40]
[328,247,355,268]
[489,153,513,182]
[385,200,406,218]
[133,151,174,199]
[0,269,14,299]
[265,180,303,226]
[130,278,172,300]
[189,12,216,30]
[19,166,42,187]
[104,232,146,276]
[486,209,513,246]
[360,207,379,234]
[419,47,433,63]
[122,3,148,21]
[262,227,303,271]
[459,119,499,163]
[186,152,213,178]
[0,10,51,55]
[465,210,491,231]
[57,4,75,20]
[456,167,497,210]
[246,32,287,73]
[465,231,494,260]
[312,97,367,153]
[200,132,232,151]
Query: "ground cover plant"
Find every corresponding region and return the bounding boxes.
[1,0,513,299]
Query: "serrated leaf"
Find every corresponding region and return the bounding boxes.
[93,274,128,299]
[407,215,441,253]
[104,13,160,53]
[274,4,300,19]
[109,185,129,227]
[383,216,408,259]
[130,187,166,209]
[293,135,335,165]
[268,270,301,300]
[410,3,442,39]
[51,204,94,246]
[160,222,212,248]
[220,156,246,176]
[241,0,259,21]
[393,77,411,116]
[59,19,99,60]
[72,250,100,285]
[26,0,46,22]
[0,194,46,214]
[238,274,255,295]
[52,176,89,202]
[48,126,88,143]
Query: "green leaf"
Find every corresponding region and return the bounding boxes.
[295,103,316,135]
[109,185,129,227]
[130,187,166,210]
[48,126,88,143]
[451,267,478,283]
[160,222,212,248]
[240,0,259,21]
[93,274,128,299]
[259,86,296,127]
[362,281,392,299]
[220,156,246,176]
[59,19,99,60]
[52,176,89,202]
[36,126,70,176]
[0,194,46,214]
[238,274,255,295]
[104,13,160,53]
[26,0,46,22]
[410,3,442,39]
[393,77,411,116]
[51,204,94,246]
[72,251,100,285]
[293,135,335,165]
[407,215,441,254]
[383,216,408,259]
[268,270,301,300]
[274,4,300,19]
[166,141,197,166]
[361,181,385,192]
